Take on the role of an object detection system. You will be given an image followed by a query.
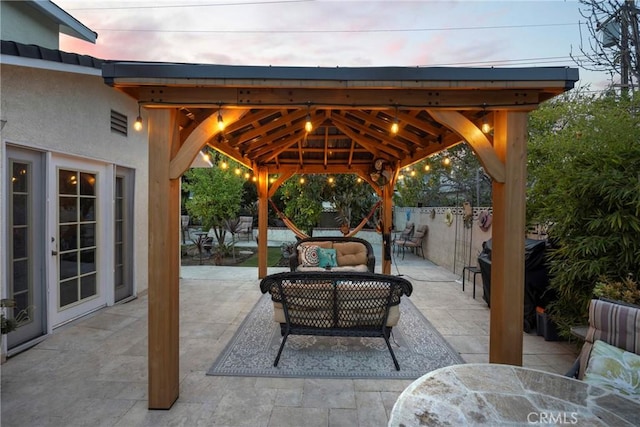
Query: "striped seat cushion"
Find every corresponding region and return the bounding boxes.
[578,299,640,379]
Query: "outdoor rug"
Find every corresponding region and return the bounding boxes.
[207,294,464,379]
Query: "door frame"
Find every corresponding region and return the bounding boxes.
[47,154,113,327]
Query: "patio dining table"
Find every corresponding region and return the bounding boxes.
[388,363,639,426]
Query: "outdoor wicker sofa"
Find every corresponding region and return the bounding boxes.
[259,271,413,370]
[288,236,375,273]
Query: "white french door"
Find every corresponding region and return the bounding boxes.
[48,156,112,327]
[5,146,47,351]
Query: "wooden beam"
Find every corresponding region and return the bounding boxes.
[136,86,548,108]
[268,164,371,177]
[489,110,528,366]
[426,109,506,183]
[381,184,393,274]
[257,167,269,278]
[169,109,246,179]
[268,170,295,198]
[148,109,180,409]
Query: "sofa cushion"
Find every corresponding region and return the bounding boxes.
[583,339,640,398]
[295,265,368,273]
[333,241,368,267]
[578,299,640,379]
[298,244,320,267]
[317,248,338,268]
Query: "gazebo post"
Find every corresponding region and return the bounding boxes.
[257,167,269,278]
[382,185,393,275]
[489,110,528,365]
[147,109,181,409]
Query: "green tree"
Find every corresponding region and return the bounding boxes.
[527,91,640,332]
[182,152,246,248]
[276,174,379,235]
[278,175,325,236]
[395,145,491,207]
[324,174,378,228]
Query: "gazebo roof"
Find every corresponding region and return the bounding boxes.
[104,61,580,409]
[103,63,578,179]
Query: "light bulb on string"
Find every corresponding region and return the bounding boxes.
[134,104,143,131]
[217,108,225,131]
[390,106,399,134]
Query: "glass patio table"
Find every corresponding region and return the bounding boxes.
[388,363,639,426]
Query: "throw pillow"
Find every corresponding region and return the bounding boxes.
[298,245,320,267]
[583,339,640,398]
[317,248,338,268]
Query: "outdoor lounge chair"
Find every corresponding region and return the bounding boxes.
[237,216,254,241]
[396,224,428,259]
[566,298,640,398]
[393,222,414,255]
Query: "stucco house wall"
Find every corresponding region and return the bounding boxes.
[1,58,149,355]
[1,61,150,290]
[1,2,60,49]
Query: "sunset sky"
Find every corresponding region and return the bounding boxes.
[56,0,614,90]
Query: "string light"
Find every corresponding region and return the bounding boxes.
[134,104,143,131]
[217,105,225,131]
[305,105,313,133]
[234,168,241,175]
[481,106,491,134]
[390,106,399,134]
[220,161,228,169]
[328,176,334,184]
[424,164,431,172]
[443,156,451,166]
[299,177,305,184]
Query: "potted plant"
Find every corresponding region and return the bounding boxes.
[593,275,640,308]
[1,299,17,335]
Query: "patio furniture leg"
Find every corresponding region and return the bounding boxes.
[274,333,289,367]
[384,329,400,370]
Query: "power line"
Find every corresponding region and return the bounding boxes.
[65,0,313,11]
[427,55,589,68]
[88,22,580,35]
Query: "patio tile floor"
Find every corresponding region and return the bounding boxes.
[1,252,579,426]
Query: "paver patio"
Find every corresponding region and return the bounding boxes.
[0,252,579,427]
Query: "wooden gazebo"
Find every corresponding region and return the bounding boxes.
[102,63,578,409]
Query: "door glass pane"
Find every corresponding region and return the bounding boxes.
[12,163,28,192]
[80,173,96,196]
[80,224,95,247]
[114,265,123,288]
[59,197,77,223]
[10,161,33,328]
[80,249,96,274]
[13,227,28,258]
[60,279,78,306]
[12,260,28,292]
[59,224,77,251]
[80,274,97,299]
[13,292,29,317]
[59,252,77,280]
[80,197,95,221]
[58,168,98,309]
[59,170,77,195]
[13,194,27,225]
